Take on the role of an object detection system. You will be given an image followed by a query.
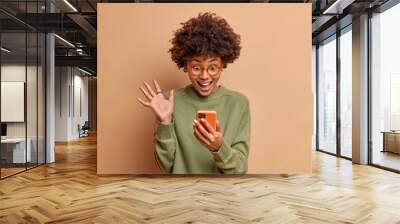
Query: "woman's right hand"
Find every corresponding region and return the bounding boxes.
[137,80,174,124]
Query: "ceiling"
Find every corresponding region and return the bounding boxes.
[0,0,393,75]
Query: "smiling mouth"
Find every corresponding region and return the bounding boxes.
[197,81,213,92]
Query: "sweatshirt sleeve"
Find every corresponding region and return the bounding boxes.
[211,100,251,174]
[154,118,177,173]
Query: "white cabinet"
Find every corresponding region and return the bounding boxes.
[1,138,32,163]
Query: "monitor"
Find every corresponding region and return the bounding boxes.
[1,123,7,137]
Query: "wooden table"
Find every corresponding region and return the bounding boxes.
[381,131,400,154]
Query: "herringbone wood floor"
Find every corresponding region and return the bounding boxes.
[1,134,400,224]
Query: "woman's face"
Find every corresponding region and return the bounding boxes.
[185,55,223,97]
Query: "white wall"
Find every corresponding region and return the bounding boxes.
[72,73,89,138]
[55,67,89,141]
[55,66,70,141]
[1,82,25,122]
[1,64,46,164]
[1,65,26,135]
[1,65,38,137]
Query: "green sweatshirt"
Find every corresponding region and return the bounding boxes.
[154,84,251,174]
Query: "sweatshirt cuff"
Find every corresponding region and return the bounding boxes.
[211,141,231,163]
[156,121,174,139]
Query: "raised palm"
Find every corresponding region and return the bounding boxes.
[137,80,174,124]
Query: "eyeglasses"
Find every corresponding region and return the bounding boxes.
[189,63,222,77]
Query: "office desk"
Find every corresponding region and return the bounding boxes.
[381,131,400,154]
[1,138,32,164]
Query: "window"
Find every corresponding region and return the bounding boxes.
[371,3,400,171]
[317,35,337,154]
[339,27,352,158]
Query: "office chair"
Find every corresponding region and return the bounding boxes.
[79,121,90,138]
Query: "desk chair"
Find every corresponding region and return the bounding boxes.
[78,121,90,138]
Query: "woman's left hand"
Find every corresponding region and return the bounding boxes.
[193,119,224,152]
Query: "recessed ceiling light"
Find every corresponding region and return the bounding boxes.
[1,47,11,53]
[54,34,75,48]
[78,67,93,76]
[63,0,78,12]
[322,0,355,15]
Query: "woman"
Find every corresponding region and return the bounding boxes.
[137,12,250,174]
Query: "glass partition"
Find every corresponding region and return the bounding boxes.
[317,35,337,154]
[27,31,38,169]
[371,4,400,171]
[38,32,45,165]
[339,27,352,158]
[0,1,46,179]
[1,31,28,177]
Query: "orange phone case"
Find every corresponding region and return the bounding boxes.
[196,110,217,130]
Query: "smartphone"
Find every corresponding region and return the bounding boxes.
[196,110,217,130]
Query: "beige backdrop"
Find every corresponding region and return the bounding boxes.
[97,3,312,174]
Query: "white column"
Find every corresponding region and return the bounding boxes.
[46,32,55,163]
[352,14,369,164]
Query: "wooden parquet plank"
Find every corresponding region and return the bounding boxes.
[0,134,400,223]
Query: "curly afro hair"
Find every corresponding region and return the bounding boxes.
[168,12,241,70]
